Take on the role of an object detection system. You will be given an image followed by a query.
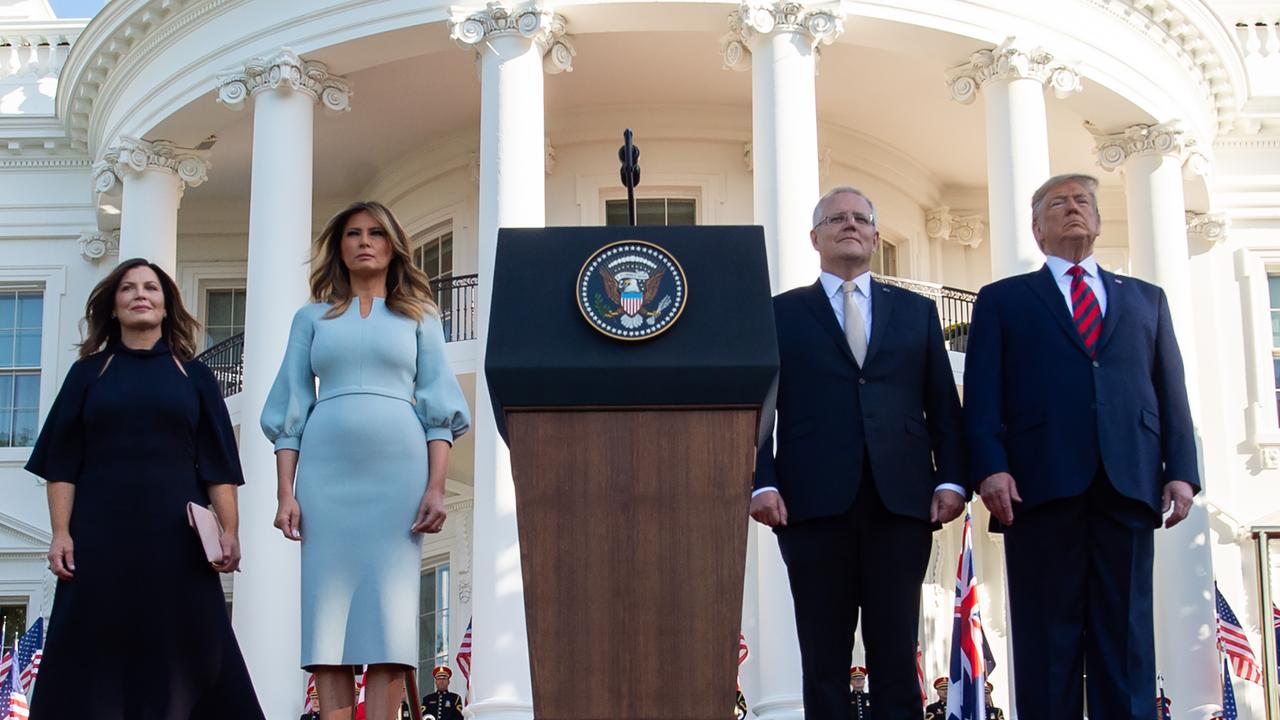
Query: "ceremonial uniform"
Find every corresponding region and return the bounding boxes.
[422,691,464,720]
[399,699,414,719]
[924,677,948,720]
[849,666,871,719]
[984,706,1005,720]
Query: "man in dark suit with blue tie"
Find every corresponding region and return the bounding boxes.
[963,174,1199,719]
[751,186,965,718]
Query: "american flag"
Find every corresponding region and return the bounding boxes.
[945,513,986,720]
[1221,656,1238,719]
[915,641,926,705]
[0,638,26,720]
[0,652,10,689]
[303,673,317,713]
[456,618,473,705]
[13,619,41,697]
[1215,585,1263,684]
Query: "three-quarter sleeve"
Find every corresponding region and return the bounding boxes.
[414,314,471,445]
[190,361,246,485]
[260,306,318,452]
[24,356,98,484]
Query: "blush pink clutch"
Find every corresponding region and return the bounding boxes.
[186,502,224,564]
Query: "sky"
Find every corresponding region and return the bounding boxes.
[47,0,107,19]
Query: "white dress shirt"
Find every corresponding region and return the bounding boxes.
[1044,254,1108,317]
[754,270,964,501]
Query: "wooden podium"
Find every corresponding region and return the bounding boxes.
[486,226,778,720]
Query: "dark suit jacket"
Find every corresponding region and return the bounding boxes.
[754,278,965,524]
[963,265,1199,519]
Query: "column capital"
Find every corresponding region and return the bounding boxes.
[449,2,576,74]
[216,48,354,112]
[946,37,1082,105]
[78,229,120,264]
[721,1,844,71]
[1087,120,1206,172]
[925,207,986,248]
[1186,211,1229,244]
[99,136,211,190]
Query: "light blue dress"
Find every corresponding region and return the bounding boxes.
[261,298,470,669]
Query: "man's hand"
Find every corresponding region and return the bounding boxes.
[1162,480,1195,529]
[930,489,965,524]
[749,490,788,527]
[979,472,1021,526]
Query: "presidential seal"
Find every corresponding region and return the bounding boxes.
[577,240,687,341]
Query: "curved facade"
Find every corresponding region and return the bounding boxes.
[3,0,1280,717]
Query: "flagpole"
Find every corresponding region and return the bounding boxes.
[1253,529,1279,719]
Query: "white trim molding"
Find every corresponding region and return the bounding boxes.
[1233,246,1280,469]
[0,265,67,468]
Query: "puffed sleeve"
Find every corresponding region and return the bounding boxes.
[260,306,318,452]
[189,360,245,485]
[415,313,471,445]
[24,356,100,483]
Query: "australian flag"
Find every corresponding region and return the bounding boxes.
[946,513,986,720]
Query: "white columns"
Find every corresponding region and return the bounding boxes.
[722,1,842,292]
[947,40,1081,280]
[96,137,210,274]
[450,5,569,718]
[215,48,351,720]
[1092,121,1220,720]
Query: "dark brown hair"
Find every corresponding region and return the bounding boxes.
[79,258,200,361]
[309,201,436,321]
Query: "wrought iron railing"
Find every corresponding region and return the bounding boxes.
[200,332,245,398]
[194,274,480,399]
[874,274,977,353]
[432,274,478,343]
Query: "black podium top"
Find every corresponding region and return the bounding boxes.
[485,225,778,438]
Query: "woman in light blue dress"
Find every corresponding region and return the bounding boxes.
[262,200,470,720]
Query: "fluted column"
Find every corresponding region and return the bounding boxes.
[450,5,570,718]
[215,47,351,720]
[947,40,1081,280]
[1091,120,1219,720]
[95,137,210,274]
[722,1,842,292]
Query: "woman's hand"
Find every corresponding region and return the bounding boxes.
[274,495,302,541]
[213,531,242,573]
[411,488,447,534]
[47,532,75,580]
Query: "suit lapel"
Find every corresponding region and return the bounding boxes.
[1027,265,1091,357]
[799,280,859,367]
[863,279,893,367]
[1095,268,1125,354]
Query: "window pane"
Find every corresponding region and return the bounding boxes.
[207,291,232,327]
[231,290,246,329]
[0,333,13,368]
[15,329,39,367]
[1273,311,1280,349]
[604,200,629,226]
[17,294,42,328]
[0,605,26,649]
[13,409,36,447]
[0,374,12,410]
[1270,276,1280,308]
[668,199,696,225]
[421,569,436,611]
[441,235,454,276]
[14,373,38,409]
[882,242,898,277]
[207,328,230,347]
[0,410,11,447]
[636,198,666,226]
[0,295,14,330]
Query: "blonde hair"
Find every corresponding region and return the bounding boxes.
[310,201,437,321]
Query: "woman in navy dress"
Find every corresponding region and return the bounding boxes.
[25,258,264,719]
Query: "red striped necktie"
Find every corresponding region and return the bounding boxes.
[1067,265,1101,356]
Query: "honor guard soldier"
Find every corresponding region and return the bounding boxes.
[849,666,871,719]
[421,666,464,720]
[983,681,1005,720]
[924,677,948,720]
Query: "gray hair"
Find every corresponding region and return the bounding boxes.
[1031,174,1101,223]
[813,186,877,228]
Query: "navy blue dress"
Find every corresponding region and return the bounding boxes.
[24,340,264,720]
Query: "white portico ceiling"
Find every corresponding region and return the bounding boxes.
[150,20,1145,209]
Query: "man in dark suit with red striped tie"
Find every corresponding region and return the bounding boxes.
[963,174,1199,719]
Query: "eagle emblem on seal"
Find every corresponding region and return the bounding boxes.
[577,240,686,341]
